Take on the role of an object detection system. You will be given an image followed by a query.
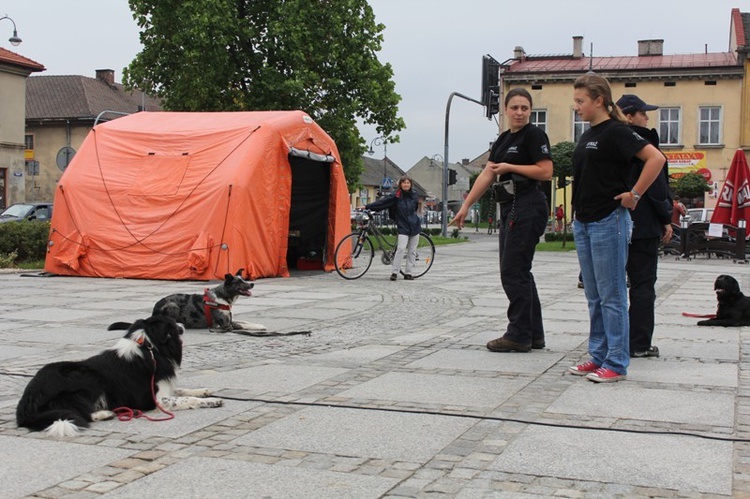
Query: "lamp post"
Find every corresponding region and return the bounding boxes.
[443,91,484,236]
[0,15,22,46]
[367,136,388,197]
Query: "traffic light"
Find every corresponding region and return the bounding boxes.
[486,85,500,119]
[481,55,501,119]
[448,169,457,185]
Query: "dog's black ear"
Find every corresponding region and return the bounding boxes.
[129,318,147,332]
[108,322,132,331]
[236,268,245,277]
[224,273,235,284]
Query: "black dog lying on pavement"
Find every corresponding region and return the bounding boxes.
[17,316,223,437]
[697,274,750,327]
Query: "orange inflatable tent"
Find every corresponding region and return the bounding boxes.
[45,111,352,280]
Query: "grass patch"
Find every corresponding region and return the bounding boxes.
[537,240,576,252]
[18,260,45,269]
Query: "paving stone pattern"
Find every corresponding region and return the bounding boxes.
[0,234,748,497]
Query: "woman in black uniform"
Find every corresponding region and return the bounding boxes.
[452,88,553,352]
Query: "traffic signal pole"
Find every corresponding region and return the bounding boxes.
[442,91,485,237]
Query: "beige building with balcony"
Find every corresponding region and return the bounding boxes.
[495,8,750,211]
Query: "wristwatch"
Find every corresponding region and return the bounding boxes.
[630,189,641,202]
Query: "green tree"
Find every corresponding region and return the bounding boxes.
[550,141,575,185]
[550,141,575,245]
[468,172,493,222]
[673,172,709,204]
[124,0,405,190]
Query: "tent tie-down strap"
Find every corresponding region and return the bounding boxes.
[289,147,335,163]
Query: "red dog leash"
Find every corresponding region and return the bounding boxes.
[112,344,175,422]
[681,312,717,318]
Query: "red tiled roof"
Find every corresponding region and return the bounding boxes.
[732,8,746,48]
[26,74,161,121]
[0,47,45,72]
[504,52,738,75]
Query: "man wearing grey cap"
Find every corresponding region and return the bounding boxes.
[615,94,673,359]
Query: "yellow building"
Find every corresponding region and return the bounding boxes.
[496,8,749,212]
[0,47,44,209]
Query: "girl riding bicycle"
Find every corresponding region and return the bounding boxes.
[366,176,422,281]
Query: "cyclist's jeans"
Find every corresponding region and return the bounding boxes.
[394,234,419,275]
[574,207,632,375]
[498,189,547,345]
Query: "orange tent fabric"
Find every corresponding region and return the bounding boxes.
[45,111,351,280]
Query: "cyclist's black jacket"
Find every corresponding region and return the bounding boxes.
[366,189,421,236]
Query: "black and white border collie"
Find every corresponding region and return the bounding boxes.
[16,316,222,438]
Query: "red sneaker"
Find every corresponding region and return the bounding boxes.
[586,367,626,383]
[568,360,599,376]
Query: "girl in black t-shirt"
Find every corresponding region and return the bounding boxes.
[568,74,665,383]
[452,88,553,352]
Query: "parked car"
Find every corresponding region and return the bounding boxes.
[681,208,713,224]
[0,202,53,223]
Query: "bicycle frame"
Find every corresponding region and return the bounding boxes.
[357,214,396,264]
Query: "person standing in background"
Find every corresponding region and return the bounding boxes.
[365,176,422,281]
[672,198,687,225]
[555,204,565,232]
[616,94,673,359]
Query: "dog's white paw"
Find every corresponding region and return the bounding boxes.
[173,388,213,398]
[91,410,116,421]
[233,321,266,331]
[200,397,224,408]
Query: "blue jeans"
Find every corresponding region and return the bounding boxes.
[573,207,632,374]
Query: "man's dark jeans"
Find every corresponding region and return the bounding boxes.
[627,237,660,354]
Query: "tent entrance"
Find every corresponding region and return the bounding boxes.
[287,156,331,270]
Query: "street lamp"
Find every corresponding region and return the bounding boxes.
[367,135,388,196]
[0,15,22,46]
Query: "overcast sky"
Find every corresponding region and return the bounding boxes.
[3,0,745,169]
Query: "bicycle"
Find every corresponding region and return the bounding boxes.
[334,209,435,280]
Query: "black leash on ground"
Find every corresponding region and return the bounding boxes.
[215,394,750,444]
[208,328,312,336]
[2,367,746,442]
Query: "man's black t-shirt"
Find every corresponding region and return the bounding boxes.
[489,123,552,182]
[572,119,648,223]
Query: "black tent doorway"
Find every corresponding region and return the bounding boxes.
[287,156,331,269]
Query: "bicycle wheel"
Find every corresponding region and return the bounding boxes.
[399,232,435,279]
[334,232,374,279]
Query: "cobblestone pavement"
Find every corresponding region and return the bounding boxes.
[1,233,749,498]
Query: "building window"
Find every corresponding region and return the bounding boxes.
[530,110,547,132]
[24,134,34,150]
[698,106,721,145]
[659,108,681,145]
[573,113,590,143]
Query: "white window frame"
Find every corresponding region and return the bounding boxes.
[698,106,722,145]
[573,112,590,143]
[530,110,547,133]
[658,107,681,146]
